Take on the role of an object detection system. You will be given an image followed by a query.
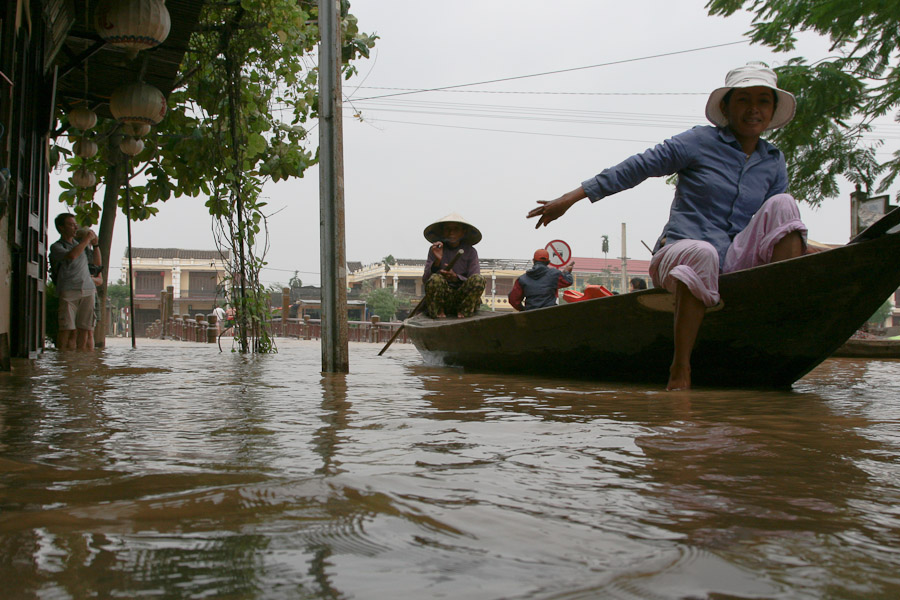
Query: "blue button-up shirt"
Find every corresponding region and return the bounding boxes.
[581,125,788,266]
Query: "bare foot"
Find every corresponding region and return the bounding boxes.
[667,363,691,391]
[457,312,466,318]
[436,312,446,319]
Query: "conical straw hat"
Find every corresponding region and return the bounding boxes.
[423,213,482,245]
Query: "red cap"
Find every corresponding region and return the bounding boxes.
[533,249,550,262]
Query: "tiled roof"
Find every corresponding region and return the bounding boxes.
[289,286,326,300]
[569,257,651,275]
[480,258,532,271]
[127,248,231,261]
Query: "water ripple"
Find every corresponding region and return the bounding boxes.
[2,341,900,598]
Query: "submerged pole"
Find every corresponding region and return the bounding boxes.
[620,222,628,293]
[125,162,136,349]
[318,0,349,372]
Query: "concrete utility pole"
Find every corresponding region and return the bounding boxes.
[318,0,349,372]
[620,223,628,293]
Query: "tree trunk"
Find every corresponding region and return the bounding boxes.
[94,143,126,349]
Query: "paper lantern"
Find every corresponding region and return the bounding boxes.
[68,106,97,131]
[72,167,97,188]
[110,81,166,125]
[94,0,171,58]
[122,122,151,137]
[120,136,145,156]
[73,138,98,158]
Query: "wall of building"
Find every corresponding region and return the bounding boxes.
[124,253,229,329]
[0,214,11,348]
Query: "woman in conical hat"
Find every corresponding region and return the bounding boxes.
[422,213,485,319]
[527,62,809,390]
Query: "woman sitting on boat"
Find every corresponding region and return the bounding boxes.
[423,213,486,319]
[528,62,808,391]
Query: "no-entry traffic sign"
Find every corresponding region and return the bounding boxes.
[545,240,571,267]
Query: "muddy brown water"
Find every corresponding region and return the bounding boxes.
[1,338,899,599]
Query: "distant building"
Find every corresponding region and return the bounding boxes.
[122,248,229,335]
[850,190,900,333]
[884,292,898,334]
[283,285,367,322]
[568,257,652,293]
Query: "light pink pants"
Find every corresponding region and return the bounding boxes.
[649,194,808,307]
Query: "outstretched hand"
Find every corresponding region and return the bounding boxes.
[526,187,587,229]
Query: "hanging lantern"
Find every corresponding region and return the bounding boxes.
[68,106,98,131]
[72,167,97,188]
[94,0,171,59]
[110,81,167,125]
[122,122,151,137]
[73,138,99,159]
[120,136,145,156]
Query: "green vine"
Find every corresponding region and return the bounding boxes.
[52,0,376,353]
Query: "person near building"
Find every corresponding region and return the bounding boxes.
[527,63,809,390]
[508,249,575,311]
[422,213,486,319]
[213,304,227,336]
[49,214,101,351]
[629,277,648,292]
[82,227,104,350]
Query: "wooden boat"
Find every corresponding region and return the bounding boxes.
[832,338,900,359]
[404,208,900,388]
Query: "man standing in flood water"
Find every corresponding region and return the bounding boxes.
[49,213,101,351]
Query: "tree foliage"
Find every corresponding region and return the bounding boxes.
[53,0,376,352]
[706,0,900,205]
[869,299,893,325]
[106,281,130,310]
[366,288,398,322]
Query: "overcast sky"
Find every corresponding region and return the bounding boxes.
[51,0,900,286]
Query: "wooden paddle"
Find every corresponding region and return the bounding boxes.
[378,247,465,356]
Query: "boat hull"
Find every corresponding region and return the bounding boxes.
[405,224,900,388]
[832,338,900,359]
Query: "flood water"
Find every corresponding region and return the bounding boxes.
[1,338,899,599]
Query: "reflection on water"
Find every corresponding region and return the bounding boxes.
[2,339,900,599]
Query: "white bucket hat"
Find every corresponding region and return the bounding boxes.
[705,62,796,131]
[423,213,482,246]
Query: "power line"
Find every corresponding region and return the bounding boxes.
[349,96,700,125]
[350,40,749,101]
[361,117,900,146]
[261,266,320,275]
[354,106,696,130]
[352,86,707,97]
[358,118,659,144]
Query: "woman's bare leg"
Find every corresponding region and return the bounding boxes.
[669,281,706,390]
[771,231,803,262]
